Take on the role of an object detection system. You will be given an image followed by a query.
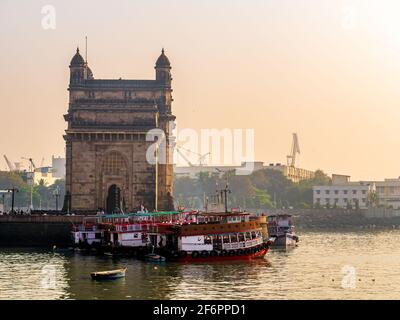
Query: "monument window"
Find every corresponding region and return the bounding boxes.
[103,152,126,175]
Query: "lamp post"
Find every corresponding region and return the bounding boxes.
[53,185,60,211]
[9,187,19,213]
[222,183,231,213]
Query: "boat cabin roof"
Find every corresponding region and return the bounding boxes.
[268,213,292,218]
[190,212,250,218]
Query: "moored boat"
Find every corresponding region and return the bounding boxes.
[90,267,127,280]
[162,211,274,262]
[267,214,299,247]
[70,197,275,263]
[145,253,166,262]
[71,211,184,251]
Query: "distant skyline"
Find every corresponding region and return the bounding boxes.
[1,0,400,180]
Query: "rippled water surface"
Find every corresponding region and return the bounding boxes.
[1,231,400,300]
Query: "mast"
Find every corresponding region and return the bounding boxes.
[85,36,88,63]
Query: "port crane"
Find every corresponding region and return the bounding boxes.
[176,146,211,167]
[286,133,300,167]
[3,155,15,171]
[21,157,37,172]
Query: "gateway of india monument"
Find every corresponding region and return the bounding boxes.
[63,47,175,213]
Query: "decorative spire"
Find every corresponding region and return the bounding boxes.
[70,46,85,66]
[155,48,171,68]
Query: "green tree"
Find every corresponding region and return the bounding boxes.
[367,191,379,208]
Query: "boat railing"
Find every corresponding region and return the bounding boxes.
[222,238,262,250]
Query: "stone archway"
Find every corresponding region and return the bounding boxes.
[106,184,121,213]
[100,151,130,213]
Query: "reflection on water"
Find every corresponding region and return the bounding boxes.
[2,231,400,299]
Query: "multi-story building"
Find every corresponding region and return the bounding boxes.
[375,178,400,209]
[174,162,314,183]
[313,174,375,209]
[265,163,314,183]
[51,156,66,179]
[33,167,57,186]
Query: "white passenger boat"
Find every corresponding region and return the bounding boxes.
[267,214,299,247]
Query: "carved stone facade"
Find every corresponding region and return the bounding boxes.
[63,48,175,213]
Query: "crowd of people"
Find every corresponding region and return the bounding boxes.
[0,209,32,216]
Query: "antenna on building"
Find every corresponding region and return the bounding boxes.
[85,36,88,63]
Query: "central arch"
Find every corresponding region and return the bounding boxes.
[106,184,121,213]
[100,151,129,213]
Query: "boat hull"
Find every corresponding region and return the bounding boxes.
[145,253,166,262]
[90,268,126,280]
[271,234,298,247]
[170,248,269,263]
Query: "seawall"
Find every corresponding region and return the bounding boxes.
[263,208,400,230]
[0,215,87,247]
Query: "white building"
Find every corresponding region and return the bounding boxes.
[313,174,375,209]
[51,156,66,178]
[31,156,66,186]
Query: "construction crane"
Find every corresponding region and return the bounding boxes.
[176,147,194,167]
[3,155,15,171]
[286,133,300,167]
[21,157,37,172]
[176,146,211,167]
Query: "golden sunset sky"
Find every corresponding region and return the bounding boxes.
[1,0,400,180]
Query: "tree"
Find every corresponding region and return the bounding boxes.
[367,191,379,208]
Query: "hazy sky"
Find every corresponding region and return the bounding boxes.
[1,0,400,180]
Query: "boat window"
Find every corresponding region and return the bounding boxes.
[213,235,222,244]
[251,231,257,239]
[238,233,245,242]
[230,234,238,243]
[204,236,212,244]
[95,233,101,239]
[245,232,251,240]
[223,235,230,243]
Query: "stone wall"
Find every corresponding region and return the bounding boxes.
[259,208,400,230]
[0,215,86,247]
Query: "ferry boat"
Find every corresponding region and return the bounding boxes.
[267,214,299,247]
[71,211,185,251]
[160,211,275,262]
[71,183,275,262]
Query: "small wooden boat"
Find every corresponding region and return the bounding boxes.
[90,267,127,280]
[103,252,113,257]
[145,253,166,262]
